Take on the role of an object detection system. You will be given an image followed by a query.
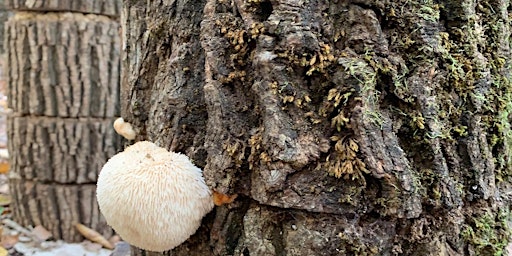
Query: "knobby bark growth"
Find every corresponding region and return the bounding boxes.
[6,0,122,241]
[123,0,512,255]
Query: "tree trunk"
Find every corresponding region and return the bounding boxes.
[5,1,122,241]
[0,0,7,54]
[123,0,512,255]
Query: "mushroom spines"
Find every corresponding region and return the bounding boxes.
[96,141,213,252]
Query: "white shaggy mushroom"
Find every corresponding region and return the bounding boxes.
[96,141,214,252]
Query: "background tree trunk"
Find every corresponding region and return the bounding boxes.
[0,0,7,53]
[123,0,512,255]
[5,0,122,241]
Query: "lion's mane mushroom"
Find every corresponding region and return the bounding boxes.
[96,141,214,252]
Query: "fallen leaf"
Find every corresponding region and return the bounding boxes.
[0,246,7,256]
[212,190,238,206]
[0,163,8,174]
[0,149,8,159]
[74,223,114,249]
[0,184,9,194]
[0,195,10,206]
[31,225,52,241]
[0,234,18,249]
[17,236,31,242]
[108,234,121,245]
[2,219,33,238]
[0,207,10,216]
[82,240,103,252]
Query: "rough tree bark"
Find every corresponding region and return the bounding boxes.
[123,0,512,255]
[5,0,122,241]
[0,0,7,53]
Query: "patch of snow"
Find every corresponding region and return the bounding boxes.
[14,241,112,256]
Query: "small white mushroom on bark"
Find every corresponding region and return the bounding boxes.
[113,117,136,140]
[96,141,214,252]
